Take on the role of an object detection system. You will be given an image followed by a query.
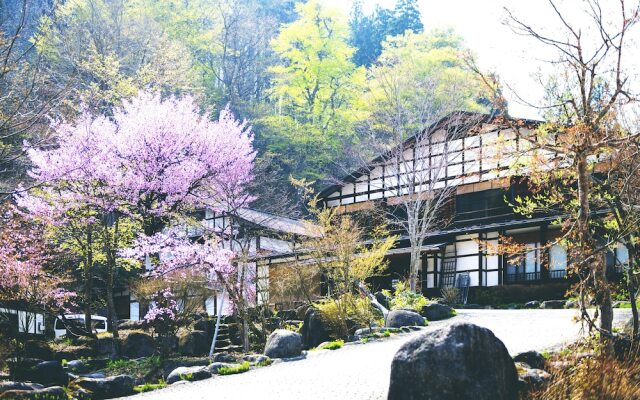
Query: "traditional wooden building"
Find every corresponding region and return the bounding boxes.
[261,112,628,302]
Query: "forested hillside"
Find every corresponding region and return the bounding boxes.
[1,0,489,208]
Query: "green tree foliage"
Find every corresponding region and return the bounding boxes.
[34,0,196,114]
[349,0,423,67]
[364,29,489,144]
[261,0,368,181]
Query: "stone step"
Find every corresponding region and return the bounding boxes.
[214,345,243,353]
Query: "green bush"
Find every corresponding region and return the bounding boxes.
[383,281,428,311]
[218,361,250,375]
[319,339,344,350]
[315,293,381,339]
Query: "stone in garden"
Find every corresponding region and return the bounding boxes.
[178,330,210,356]
[421,303,455,321]
[166,366,211,384]
[117,319,147,330]
[524,301,540,309]
[385,309,425,328]
[516,363,551,388]
[514,350,546,370]
[212,352,238,363]
[0,386,67,400]
[354,327,380,337]
[193,318,213,333]
[299,308,331,349]
[388,322,518,400]
[264,329,303,358]
[121,332,155,358]
[295,304,310,320]
[25,360,68,387]
[0,381,44,394]
[541,300,566,309]
[564,300,579,309]
[161,357,211,379]
[70,375,134,399]
[242,354,270,365]
[207,362,236,374]
[66,359,88,373]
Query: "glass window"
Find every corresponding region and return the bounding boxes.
[549,245,567,271]
[616,244,629,265]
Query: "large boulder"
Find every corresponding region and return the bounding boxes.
[0,381,44,394]
[421,303,455,321]
[299,308,331,349]
[178,330,210,356]
[513,350,546,370]
[117,319,147,330]
[161,357,211,379]
[166,366,211,384]
[264,329,302,359]
[69,375,134,399]
[386,310,425,328]
[0,386,66,399]
[21,360,68,387]
[388,322,519,400]
[207,362,236,375]
[541,300,566,309]
[121,332,155,358]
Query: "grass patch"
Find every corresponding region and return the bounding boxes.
[381,330,391,338]
[133,380,167,393]
[217,361,250,375]
[360,337,369,344]
[105,356,162,379]
[319,339,344,350]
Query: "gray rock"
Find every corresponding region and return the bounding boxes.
[0,381,44,394]
[524,301,541,309]
[242,354,270,365]
[207,362,236,374]
[117,319,147,330]
[388,322,519,400]
[0,386,66,399]
[516,363,551,388]
[121,332,155,358]
[299,308,331,349]
[421,303,455,321]
[264,329,303,359]
[178,330,210,356]
[69,375,134,399]
[161,357,211,380]
[541,300,566,309]
[564,300,579,309]
[513,350,546,370]
[66,359,88,373]
[212,352,237,363]
[24,360,68,387]
[385,309,425,328]
[295,304,311,320]
[354,327,380,337]
[166,366,211,384]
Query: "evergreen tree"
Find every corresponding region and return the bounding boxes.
[392,0,423,36]
[348,0,424,67]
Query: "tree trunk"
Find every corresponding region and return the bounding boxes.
[409,245,421,292]
[106,263,118,339]
[84,228,94,335]
[577,155,613,338]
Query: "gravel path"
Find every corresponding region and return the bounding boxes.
[125,309,632,400]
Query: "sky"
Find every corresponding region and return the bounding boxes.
[320,0,640,120]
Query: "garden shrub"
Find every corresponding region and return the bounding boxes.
[440,287,461,306]
[382,281,428,311]
[314,294,382,339]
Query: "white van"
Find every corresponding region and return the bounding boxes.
[54,314,108,338]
